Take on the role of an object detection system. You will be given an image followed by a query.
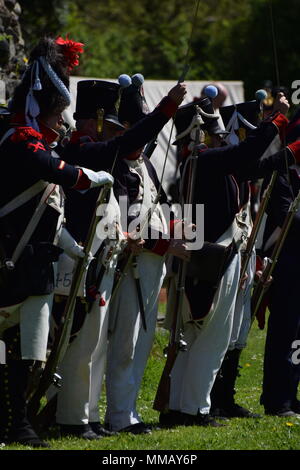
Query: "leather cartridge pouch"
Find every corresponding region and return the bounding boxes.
[1,242,63,298]
[186,241,236,286]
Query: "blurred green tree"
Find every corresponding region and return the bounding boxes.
[17,0,299,98]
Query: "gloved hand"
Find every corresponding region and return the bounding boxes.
[81,167,114,188]
[58,227,93,263]
[75,246,94,268]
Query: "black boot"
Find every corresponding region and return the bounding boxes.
[59,424,102,440]
[159,409,225,428]
[210,349,261,419]
[159,409,186,427]
[292,399,300,414]
[89,421,117,437]
[0,360,50,447]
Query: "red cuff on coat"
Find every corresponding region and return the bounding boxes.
[271,112,289,142]
[255,255,264,273]
[72,169,91,190]
[287,141,300,163]
[151,238,171,256]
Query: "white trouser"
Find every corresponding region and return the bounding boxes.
[0,294,53,361]
[169,252,240,415]
[229,249,255,350]
[55,268,115,425]
[105,251,165,431]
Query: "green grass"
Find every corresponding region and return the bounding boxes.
[1,308,300,451]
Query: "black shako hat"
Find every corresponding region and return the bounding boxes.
[73,80,124,128]
[118,79,149,126]
[219,100,261,130]
[173,97,227,143]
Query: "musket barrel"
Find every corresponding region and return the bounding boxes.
[251,188,300,319]
[153,117,200,412]
[239,171,278,289]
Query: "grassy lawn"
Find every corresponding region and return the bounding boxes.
[1,306,300,451]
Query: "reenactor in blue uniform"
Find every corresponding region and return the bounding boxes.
[209,98,266,419]
[53,80,126,440]
[160,92,298,427]
[53,76,187,436]
[0,37,113,447]
[259,110,300,417]
[102,76,190,434]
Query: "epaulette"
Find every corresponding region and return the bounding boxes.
[10,126,43,143]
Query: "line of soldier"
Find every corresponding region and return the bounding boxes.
[0,35,299,448]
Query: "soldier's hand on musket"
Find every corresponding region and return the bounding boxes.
[273,92,290,116]
[126,231,145,254]
[240,272,249,291]
[168,83,187,105]
[254,257,273,288]
[58,227,94,264]
[167,239,191,261]
[254,270,273,288]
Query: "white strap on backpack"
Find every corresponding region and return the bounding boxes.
[0,180,49,218]
[11,183,56,264]
[0,127,55,265]
[0,128,50,218]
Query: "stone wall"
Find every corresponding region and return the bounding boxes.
[0,0,25,102]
